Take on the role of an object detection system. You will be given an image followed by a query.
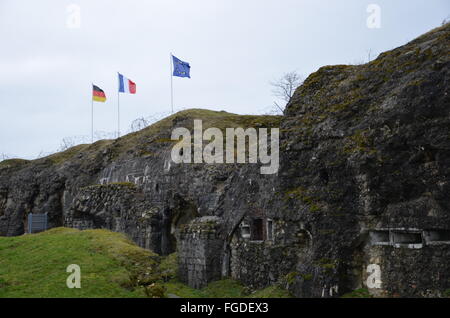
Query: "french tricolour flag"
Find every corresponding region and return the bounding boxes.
[118,73,136,94]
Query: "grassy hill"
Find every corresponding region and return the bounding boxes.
[0,228,291,298]
[0,109,281,170]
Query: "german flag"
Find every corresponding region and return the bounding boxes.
[92,85,107,102]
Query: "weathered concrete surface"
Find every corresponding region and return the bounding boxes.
[1,23,449,297]
[177,216,224,288]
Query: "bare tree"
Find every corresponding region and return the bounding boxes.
[36,150,55,159]
[270,71,303,114]
[59,137,76,151]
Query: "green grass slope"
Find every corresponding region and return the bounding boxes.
[0,228,291,298]
[0,228,158,297]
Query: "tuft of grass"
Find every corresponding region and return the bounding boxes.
[159,252,178,281]
[248,285,292,298]
[341,288,372,298]
[164,279,244,298]
[46,144,90,164]
[200,279,246,298]
[163,279,205,298]
[284,187,322,212]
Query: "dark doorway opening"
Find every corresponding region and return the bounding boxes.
[251,219,264,241]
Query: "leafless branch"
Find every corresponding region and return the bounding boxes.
[269,71,303,114]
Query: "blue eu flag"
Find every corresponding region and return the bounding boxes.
[172,55,191,78]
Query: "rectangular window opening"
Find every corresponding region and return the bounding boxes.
[392,232,422,245]
[424,230,450,244]
[369,230,390,245]
[251,219,264,241]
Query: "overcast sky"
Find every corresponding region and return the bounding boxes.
[0,0,448,159]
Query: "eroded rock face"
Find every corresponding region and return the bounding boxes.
[0,23,449,297]
[272,22,450,297]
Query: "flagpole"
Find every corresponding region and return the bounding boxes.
[91,83,94,143]
[117,72,120,138]
[170,53,173,113]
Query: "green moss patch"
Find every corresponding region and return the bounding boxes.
[341,288,372,298]
[0,158,30,170]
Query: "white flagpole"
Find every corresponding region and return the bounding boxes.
[117,72,120,138]
[91,83,94,143]
[170,53,174,113]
